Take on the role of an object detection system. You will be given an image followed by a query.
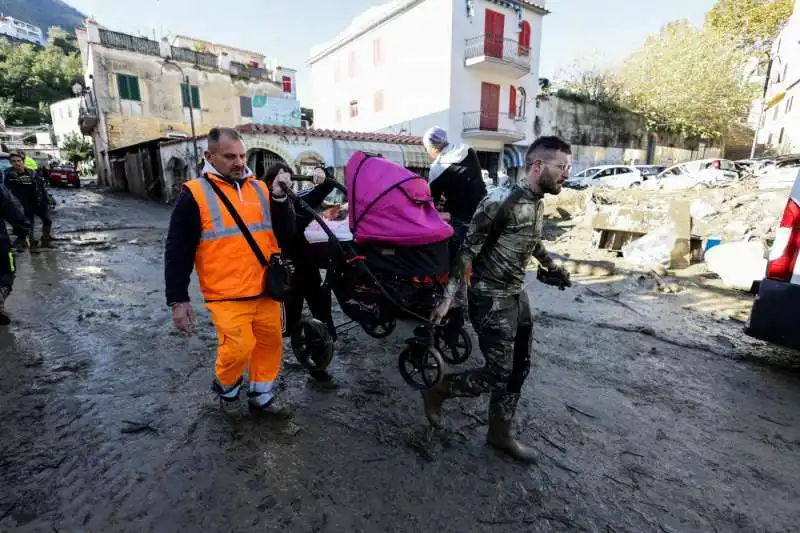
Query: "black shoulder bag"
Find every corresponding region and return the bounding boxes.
[204,178,292,302]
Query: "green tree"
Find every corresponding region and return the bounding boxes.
[615,20,757,139]
[47,26,79,54]
[0,38,82,126]
[61,133,93,167]
[706,0,794,55]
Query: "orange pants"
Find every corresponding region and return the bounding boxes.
[206,298,283,392]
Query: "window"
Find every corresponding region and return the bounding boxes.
[180,83,201,109]
[349,100,359,118]
[282,76,293,94]
[240,96,253,118]
[348,51,357,78]
[373,38,382,66]
[117,74,141,101]
[615,167,632,174]
[374,90,384,112]
[517,87,527,118]
[518,20,531,56]
[509,86,517,118]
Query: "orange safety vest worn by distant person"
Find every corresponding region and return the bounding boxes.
[183,173,280,302]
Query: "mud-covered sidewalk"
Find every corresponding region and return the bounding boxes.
[1,187,799,533]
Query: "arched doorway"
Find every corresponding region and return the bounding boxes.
[247,148,289,180]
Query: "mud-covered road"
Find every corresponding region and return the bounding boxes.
[1,186,799,533]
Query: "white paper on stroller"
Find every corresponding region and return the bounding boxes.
[305,218,353,243]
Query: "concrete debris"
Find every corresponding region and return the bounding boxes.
[689,200,716,221]
[622,225,677,267]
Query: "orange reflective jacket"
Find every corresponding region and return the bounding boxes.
[184,174,280,302]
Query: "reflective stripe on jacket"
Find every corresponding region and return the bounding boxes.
[183,174,280,302]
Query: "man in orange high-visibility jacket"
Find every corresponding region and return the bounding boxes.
[165,127,296,418]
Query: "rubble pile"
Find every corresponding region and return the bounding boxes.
[554,177,792,244]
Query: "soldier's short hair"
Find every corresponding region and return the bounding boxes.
[207,127,244,152]
[9,151,24,161]
[525,136,571,170]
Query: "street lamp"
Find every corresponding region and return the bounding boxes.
[161,59,199,176]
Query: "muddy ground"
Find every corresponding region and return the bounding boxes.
[1,186,799,533]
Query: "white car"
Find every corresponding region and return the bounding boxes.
[646,159,739,190]
[565,165,644,190]
[745,166,800,349]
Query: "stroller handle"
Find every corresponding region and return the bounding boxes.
[277,183,348,263]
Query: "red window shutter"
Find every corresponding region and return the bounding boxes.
[509,86,517,117]
[282,76,292,93]
[518,21,531,56]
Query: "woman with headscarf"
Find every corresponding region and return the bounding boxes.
[263,163,339,389]
[423,126,487,263]
[423,126,487,344]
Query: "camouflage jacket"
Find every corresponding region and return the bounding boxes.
[447,181,551,299]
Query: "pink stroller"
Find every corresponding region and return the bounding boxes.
[287,152,473,390]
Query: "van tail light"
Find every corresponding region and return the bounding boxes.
[712,160,721,169]
[766,198,800,282]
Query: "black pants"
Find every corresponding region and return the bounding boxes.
[283,259,335,339]
[14,204,52,239]
[0,240,16,293]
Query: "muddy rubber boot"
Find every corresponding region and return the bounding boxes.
[486,392,537,464]
[247,392,293,420]
[422,379,451,429]
[0,287,10,326]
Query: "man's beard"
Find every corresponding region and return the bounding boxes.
[540,168,562,195]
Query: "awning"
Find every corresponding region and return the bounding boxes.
[400,144,431,168]
[333,140,405,168]
[503,144,526,169]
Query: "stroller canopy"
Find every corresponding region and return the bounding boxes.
[346,151,454,246]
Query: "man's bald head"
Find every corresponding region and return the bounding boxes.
[204,127,247,180]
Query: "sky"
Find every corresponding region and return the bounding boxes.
[64,0,717,102]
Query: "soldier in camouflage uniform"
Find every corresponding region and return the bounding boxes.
[426,136,573,464]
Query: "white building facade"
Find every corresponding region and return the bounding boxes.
[758,0,800,155]
[0,15,45,46]
[49,98,90,148]
[307,0,547,180]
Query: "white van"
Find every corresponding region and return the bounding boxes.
[745,167,800,349]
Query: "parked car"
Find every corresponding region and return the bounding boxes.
[48,164,81,188]
[745,166,800,350]
[565,165,644,190]
[645,159,739,190]
[634,165,667,180]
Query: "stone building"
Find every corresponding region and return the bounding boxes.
[74,19,299,188]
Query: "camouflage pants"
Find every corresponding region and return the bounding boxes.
[443,290,533,407]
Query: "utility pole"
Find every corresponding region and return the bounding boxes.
[185,74,199,176]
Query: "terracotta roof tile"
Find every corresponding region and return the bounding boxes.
[235,124,423,145]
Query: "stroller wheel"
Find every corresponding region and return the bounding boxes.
[398,345,445,391]
[435,327,472,365]
[291,318,335,372]
[363,319,396,339]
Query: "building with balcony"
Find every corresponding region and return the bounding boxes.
[307,0,547,181]
[49,97,94,148]
[757,0,800,155]
[74,19,300,187]
[0,15,45,46]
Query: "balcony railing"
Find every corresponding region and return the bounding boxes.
[463,111,526,139]
[230,61,268,79]
[170,46,218,68]
[98,29,160,56]
[465,34,531,70]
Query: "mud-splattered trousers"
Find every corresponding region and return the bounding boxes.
[442,289,533,419]
[441,182,549,420]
